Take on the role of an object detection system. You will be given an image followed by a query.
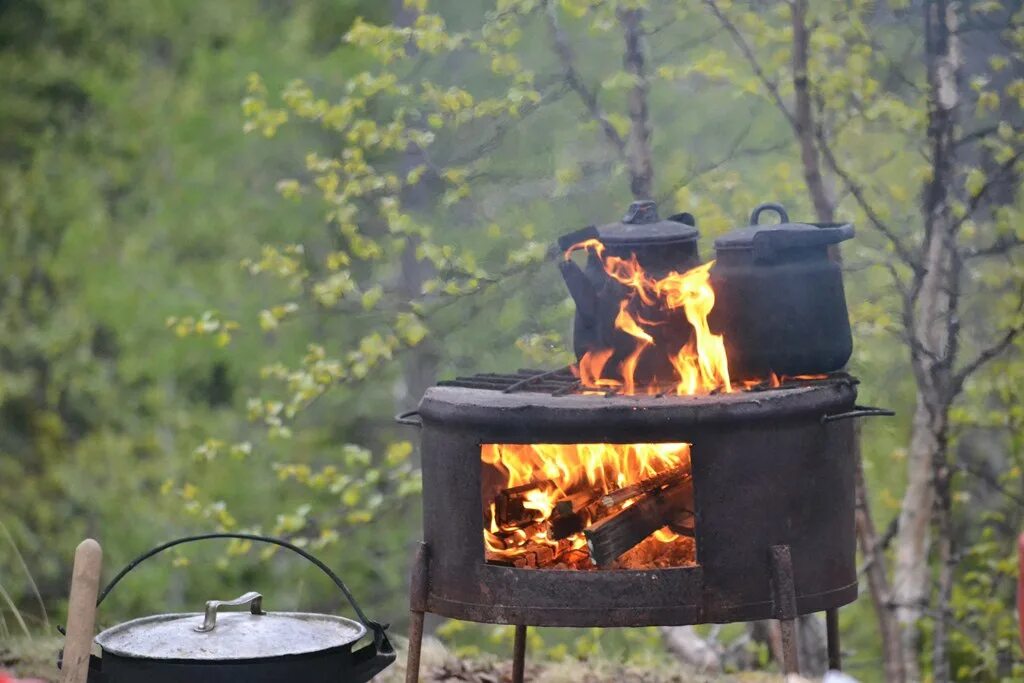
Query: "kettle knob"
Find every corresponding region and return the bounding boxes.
[622,200,659,224]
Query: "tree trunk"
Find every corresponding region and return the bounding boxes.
[893,3,963,680]
[893,398,942,683]
[618,7,654,199]
[854,424,907,683]
[790,0,834,222]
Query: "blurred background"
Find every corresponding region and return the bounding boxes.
[1,1,1022,681]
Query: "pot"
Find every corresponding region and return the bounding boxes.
[77,533,395,683]
[557,199,700,381]
[709,202,854,379]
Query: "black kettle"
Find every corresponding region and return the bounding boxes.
[709,202,854,379]
[557,200,700,384]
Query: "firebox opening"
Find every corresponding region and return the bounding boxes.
[481,442,697,570]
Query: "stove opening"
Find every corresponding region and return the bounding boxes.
[481,442,696,570]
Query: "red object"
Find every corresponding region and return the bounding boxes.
[1019,533,1024,653]
[0,673,45,683]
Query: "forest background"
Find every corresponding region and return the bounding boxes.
[2,1,1023,682]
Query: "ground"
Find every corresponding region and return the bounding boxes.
[2,635,786,682]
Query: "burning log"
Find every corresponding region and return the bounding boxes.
[597,465,690,510]
[549,495,601,540]
[548,466,690,540]
[495,481,547,527]
[584,479,694,567]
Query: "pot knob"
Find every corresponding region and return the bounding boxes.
[193,591,265,632]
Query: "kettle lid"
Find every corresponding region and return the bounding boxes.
[713,202,854,257]
[596,200,699,247]
[94,591,366,661]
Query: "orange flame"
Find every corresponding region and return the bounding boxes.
[567,240,731,395]
[483,442,695,568]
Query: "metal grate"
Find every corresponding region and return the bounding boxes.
[436,368,856,397]
[437,367,580,395]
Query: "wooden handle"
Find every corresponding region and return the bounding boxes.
[61,539,102,683]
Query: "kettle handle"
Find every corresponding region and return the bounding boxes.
[750,202,790,224]
[91,533,393,658]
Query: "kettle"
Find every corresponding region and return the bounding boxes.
[557,200,700,385]
[708,202,854,379]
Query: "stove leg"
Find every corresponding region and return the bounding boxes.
[769,545,800,676]
[512,624,528,683]
[406,542,429,683]
[826,607,841,671]
[406,611,425,683]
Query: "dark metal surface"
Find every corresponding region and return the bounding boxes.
[826,607,841,671]
[710,203,854,379]
[418,377,858,443]
[93,647,362,683]
[412,379,860,626]
[821,405,896,423]
[511,625,527,683]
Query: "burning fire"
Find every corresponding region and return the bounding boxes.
[483,442,695,569]
[566,239,731,395]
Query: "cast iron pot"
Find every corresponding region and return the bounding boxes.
[709,202,854,379]
[78,533,395,683]
[557,199,700,383]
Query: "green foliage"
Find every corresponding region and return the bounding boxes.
[3,0,1023,679]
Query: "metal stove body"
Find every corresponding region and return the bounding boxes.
[400,369,885,681]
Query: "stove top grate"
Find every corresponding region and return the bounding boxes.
[435,367,856,397]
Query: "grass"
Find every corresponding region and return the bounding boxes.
[0,521,49,641]
[0,635,61,681]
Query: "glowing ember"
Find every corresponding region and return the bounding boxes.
[566,239,730,395]
[482,442,696,569]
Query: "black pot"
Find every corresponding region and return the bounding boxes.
[76,534,395,683]
[709,203,854,379]
[557,200,700,383]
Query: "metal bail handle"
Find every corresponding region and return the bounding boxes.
[193,591,265,633]
[93,533,391,649]
[821,405,896,423]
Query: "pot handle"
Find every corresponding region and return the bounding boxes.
[821,405,895,423]
[749,202,855,261]
[193,591,265,632]
[395,409,423,427]
[750,202,790,224]
[90,533,394,674]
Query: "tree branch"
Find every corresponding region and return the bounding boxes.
[952,148,1024,233]
[706,0,919,271]
[790,0,835,221]
[950,292,1024,396]
[964,235,1024,259]
[813,128,922,274]
[618,6,654,199]
[542,0,627,158]
[655,122,788,204]
[703,0,796,128]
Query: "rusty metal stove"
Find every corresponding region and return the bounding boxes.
[398,368,890,681]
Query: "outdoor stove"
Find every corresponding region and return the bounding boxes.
[399,202,892,681]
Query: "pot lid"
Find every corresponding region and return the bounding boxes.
[595,200,698,247]
[94,592,366,661]
[713,203,854,259]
